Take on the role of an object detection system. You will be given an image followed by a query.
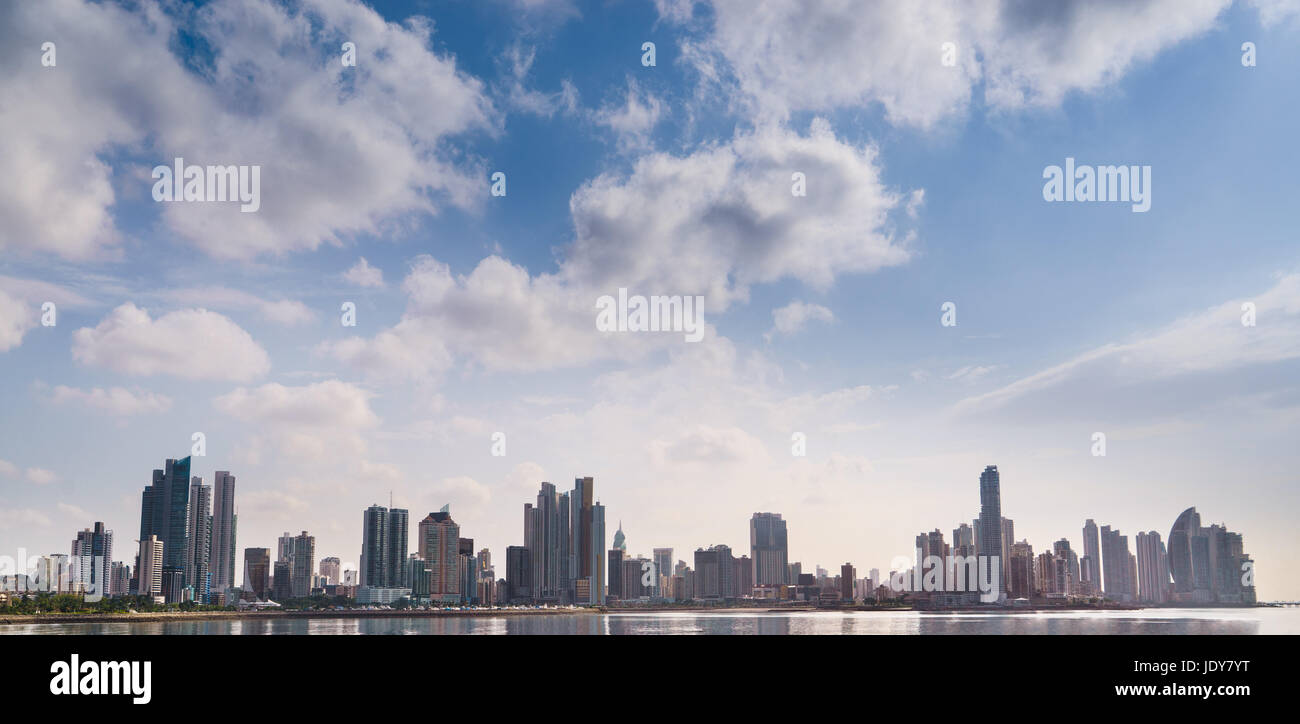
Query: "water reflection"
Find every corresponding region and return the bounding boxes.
[0,608,1288,635]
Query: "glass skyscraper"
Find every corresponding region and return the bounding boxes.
[978,465,1006,598]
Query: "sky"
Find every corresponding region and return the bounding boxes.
[1,0,1299,599]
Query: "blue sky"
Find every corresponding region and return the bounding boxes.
[1,0,1298,599]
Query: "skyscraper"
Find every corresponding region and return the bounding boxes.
[243,547,270,600]
[320,557,341,585]
[1135,531,1169,604]
[526,483,561,602]
[750,512,788,586]
[570,476,599,603]
[1100,525,1134,602]
[360,504,409,588]
[653,547,673,597]
[977,465,1006,598]
[1053,538,1079,596]
[71,522,112,599]
[291,531,315,598]
[138,535,164,600]
[506,545,531,603]
[139,457,192,587]
[360,504,388,588]
[1082,519,1101,596]
[419,510,460,602]
[590,501,606,605]
[187,477,212,603]
[210,471,237,594]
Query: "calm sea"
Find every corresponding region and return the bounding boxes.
[2,607,1297,635]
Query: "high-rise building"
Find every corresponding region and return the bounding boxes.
[840,563,855,602]
[419,511,460,602]
[138,535,164,600]
[1082,519,1101,596]
[71,522,112,599]
[139,457,192,590]
[653,548,673,597]
[243,547,270,600]
[291,531,315,598]
[733,555,752,599]
[568,476,602,604]
[590,502,606,605]
[506,545,531,603]
[187,477,212,603]
[210,471,237,594]
[693,545,734,599]
[1100,525,1134,602]
[360,504,409,588]
[1135,531,1168,604]
[109,561,130,599]
[1008,540,1034,599]
[1167,508,1254,604]
[977,465,1006,599]
[320,556,341,586]
[750,513,788,586]
[607,548,625,600]
[272,560,292,601]
[277,532,295,563]
[1053,539,1080,596]
[526,483,562,602]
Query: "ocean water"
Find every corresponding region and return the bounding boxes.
[2,607,1297,635]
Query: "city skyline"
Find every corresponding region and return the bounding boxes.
[0,454,1258,607]
[2,0,1299,602]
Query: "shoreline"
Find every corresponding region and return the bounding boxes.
[0,603,1271,625]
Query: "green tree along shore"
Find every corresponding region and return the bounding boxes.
[0,592,361,615]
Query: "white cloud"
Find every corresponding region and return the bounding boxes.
[26,468,57,485]
[320,118,914,379]
[593,79,665,151]
[766,300,834,340]
[1249,0,1300,26]
[951,273,1300,419]
[214,380,379,461]
[259,299,316,326]
[665,0,1231,128]
[0,289,33,352]
[565,119,914,308]
[432,475,493,509]
[155,287,315,326]
[49,385,173,416]
[945,365,1002,383]
[0,0,495,261]
[343,258,385,288]
[72,303,270,381]
[0,459,19,478]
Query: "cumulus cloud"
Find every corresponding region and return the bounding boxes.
[766,300,834,341]
[72,303,270,381]
[593,79,665,151]
[664,0,1232,128]
[214,380,379,462]
[48,385,173,416]
[564,119,914,307]
[323,116,915,380]
[0,0,495,261]
[343,258,385,288]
